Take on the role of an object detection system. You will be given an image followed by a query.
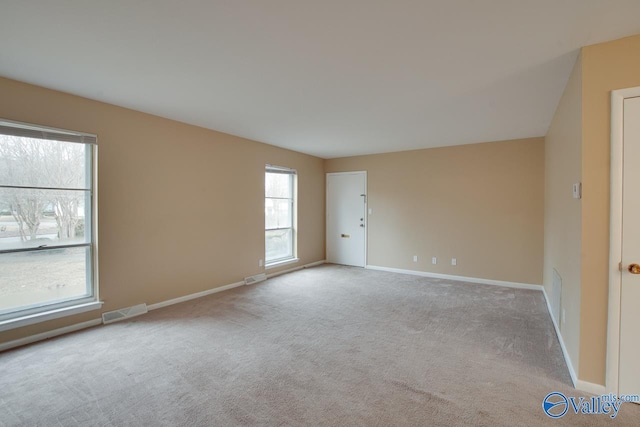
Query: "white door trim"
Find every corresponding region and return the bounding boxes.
[326,171,367,267]
[607,86,640,395]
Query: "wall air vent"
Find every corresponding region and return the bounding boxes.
[244,273,267,285]
[102,303,148,324]
[552,269,562,324]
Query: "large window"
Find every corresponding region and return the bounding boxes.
[265,165,297,265]
[0,120,99,330]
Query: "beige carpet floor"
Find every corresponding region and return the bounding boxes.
[0,264,638,426]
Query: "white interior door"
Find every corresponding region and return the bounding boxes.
[620,96,640,396]
[326,172,366,267]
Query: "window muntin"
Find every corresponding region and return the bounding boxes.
[0,188,90,251]
[265,166,296,264]
[0,121,97,321]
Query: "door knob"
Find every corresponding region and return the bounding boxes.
[628,263,640,274]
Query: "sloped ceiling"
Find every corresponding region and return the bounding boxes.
[1,1,640,158]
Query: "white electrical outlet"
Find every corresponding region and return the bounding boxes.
[368,208,373,215]
[451,258,457,266]
[259,259,263,267]
[432,257,437,265]
[413,255,418,262]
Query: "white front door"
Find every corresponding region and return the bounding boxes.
[619,96,640,396]
[326,172,366,267]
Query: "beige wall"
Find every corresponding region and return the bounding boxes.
[326,138,545,285]
[6,33,638,387]
[0,77,325,344]
[579,34,640,385]
[543,55,582,374]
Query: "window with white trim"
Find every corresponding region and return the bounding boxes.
[265,165,296,265]
[0,120,99,330]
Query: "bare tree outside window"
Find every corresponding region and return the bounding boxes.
[0,135,85,245]
[0,137,48,241]
[0,127,95,316]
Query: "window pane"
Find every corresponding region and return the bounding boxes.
[0,135,88,189]
[0,246,90,314]
[266,228,292,262]
[265,172,291,198]
[265,198,292,229]
[0,188,89,251]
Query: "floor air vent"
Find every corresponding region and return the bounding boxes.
[244,273,267,285]
[102,303,148,324]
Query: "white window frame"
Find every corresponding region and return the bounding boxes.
[0,119,101,332]
[265,165,298,267]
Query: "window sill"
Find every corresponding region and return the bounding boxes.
[265,258,300,270]
[0,301,104,332]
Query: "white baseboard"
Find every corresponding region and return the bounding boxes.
[365,265,542,291]
[147,281,245,311]
[540,291,607,396]
[0,319,102,353]
[541,287,578,387]
[1,280,248,352]
[1,262,328,352]
[149,260,326,311]
[575,380,607,396]
[365,265,587,391]
[266,259,326,279]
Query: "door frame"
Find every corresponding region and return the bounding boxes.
[326,171,367,267]
[607,86,640,394]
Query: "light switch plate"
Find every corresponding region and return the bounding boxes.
[572,183,582,199]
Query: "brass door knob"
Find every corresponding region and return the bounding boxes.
[628,264,640,274]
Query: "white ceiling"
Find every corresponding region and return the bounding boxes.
[1,1,640,158]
